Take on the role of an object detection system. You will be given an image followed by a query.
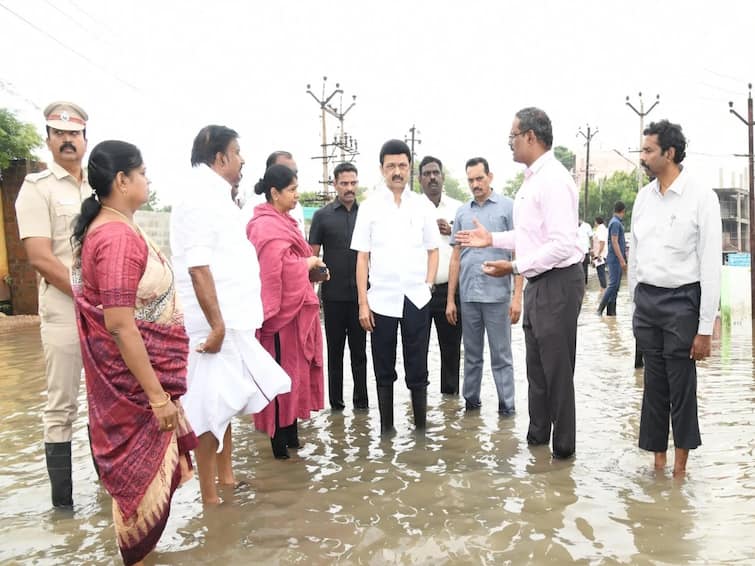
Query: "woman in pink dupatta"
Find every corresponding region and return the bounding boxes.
[71,141,197,566]
[246,164,327,459]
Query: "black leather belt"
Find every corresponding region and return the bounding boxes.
[526,263,581,283]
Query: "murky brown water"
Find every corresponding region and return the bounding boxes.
[1,280,754,565]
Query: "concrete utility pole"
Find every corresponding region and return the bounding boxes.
[729,83,755,319]
[625,92,660,190]
[404,125,421,191]
[578,124,598,218]
[306,77,358,198]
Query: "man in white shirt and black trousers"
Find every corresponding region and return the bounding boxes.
[629,119,722,478]
[351,139,441,436]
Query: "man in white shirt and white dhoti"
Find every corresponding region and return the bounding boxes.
[171,125,290,504]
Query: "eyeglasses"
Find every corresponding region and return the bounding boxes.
[508,130,528,142]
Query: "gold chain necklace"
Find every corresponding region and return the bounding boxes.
[100,205,133,222]
[100,205,162,259]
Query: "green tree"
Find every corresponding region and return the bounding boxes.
[0,108,43,170]
[140,189,171,212]
[412,167,470,202]
[501,172,525,197]
[582,170,645,226]
[553,145,576,172]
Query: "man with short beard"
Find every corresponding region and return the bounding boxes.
[418,156,464,395]
[15,101,91,508]
[309,162,368,411]
[629,119,721,477]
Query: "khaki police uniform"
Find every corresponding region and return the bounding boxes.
[15,160,90,443]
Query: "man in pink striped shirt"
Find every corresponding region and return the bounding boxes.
[455,107,585,459]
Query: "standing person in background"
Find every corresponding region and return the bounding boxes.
[592,216,608,299]
[455,107,585,460]
[242,151,306,236]
[351,139,440,435]
[248,164,327,459]
[448,157,523,415]
[309,162,368,411]
[630,119,721,477]
[418,156,464,396]
[597,202,627,316]
[577,219,593,284]
[15,101,91,508]
[171,125,290,503]
[72,140,197,565]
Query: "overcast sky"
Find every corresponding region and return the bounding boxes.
[1,0,753,204]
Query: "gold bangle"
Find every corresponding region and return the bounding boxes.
[149,391,171,409]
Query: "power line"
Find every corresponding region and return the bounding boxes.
[704,67,749,84]
[41,0,116,48]
[0,0,143,94]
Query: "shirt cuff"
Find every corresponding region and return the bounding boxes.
[185,245,213,267]
[697,319,714,335]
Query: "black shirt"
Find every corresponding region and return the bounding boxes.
[308,198,359,302]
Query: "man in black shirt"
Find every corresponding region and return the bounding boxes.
[309,162,368,410]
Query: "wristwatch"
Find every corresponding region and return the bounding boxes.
[511,261,520,275]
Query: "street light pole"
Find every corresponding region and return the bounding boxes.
[405,125,422,191]
[578,124,598,218]
[729,83,755,320]
[306,77,342,192]
[626,92,660,190]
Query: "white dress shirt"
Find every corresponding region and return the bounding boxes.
[171,164,264,332]
[628,167,722,335]
[577,221,593,254]
[429,193,463,284]
[351,185,442,317]
[594,223,608,260]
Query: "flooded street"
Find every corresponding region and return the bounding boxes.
[1,280,754,565]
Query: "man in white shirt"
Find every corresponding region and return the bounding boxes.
[592,216,608,296]
[629,119,722,478]
[241,151,306,237]
[351,139,441,435]
[171,125,290,504]
[418,155,463,395]
[577,219,593,284]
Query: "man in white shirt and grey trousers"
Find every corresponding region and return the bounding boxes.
[629,119,722,478]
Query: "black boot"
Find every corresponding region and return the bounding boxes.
[87,425,100,479]
[376,384,395,436]
[411,388,427,431]
[286,419,301,449]
[45,442,73,508]
[606,301,617,316]
[270,399,289,459]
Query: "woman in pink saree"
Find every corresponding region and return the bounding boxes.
[246,164,327,459]
[71,141,197,565]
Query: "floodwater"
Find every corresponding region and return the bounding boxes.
[1,280,754,565]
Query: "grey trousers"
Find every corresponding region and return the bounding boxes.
[633,282,701,452]
[522,264,584,457]
[460,300,514,411]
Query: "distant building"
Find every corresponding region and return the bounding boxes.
[714,187,750,253]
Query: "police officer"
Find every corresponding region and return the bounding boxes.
[15,101,91,508]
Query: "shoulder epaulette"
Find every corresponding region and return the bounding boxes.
[24,169,53,183]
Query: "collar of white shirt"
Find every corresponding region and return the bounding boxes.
[192,164,232,203]
[525,150,555,177]
[651,166,688,197]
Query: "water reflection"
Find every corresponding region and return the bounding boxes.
[1,280,754,564]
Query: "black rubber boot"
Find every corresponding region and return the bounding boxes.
[45,442,73,508]
[606,301,617,316]
[87,425,100,479]
[270,399,289,459]
[286,419,301,449]
[411,388,427,431]
[376,384,395,436]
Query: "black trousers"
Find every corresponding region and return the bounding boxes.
[522,263,584,457]
[633,282,701,452]
[323,300,368,409]
[581,253,590,284]
[371,297,430,391]
[426,283,462,394]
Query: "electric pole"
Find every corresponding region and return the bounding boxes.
[404,125,421,190]
[578,124,598,218]
[625,92,660,190]
[729,82,754,319]
[306,77,358,199]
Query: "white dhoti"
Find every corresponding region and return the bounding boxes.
[183,328,291,451]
